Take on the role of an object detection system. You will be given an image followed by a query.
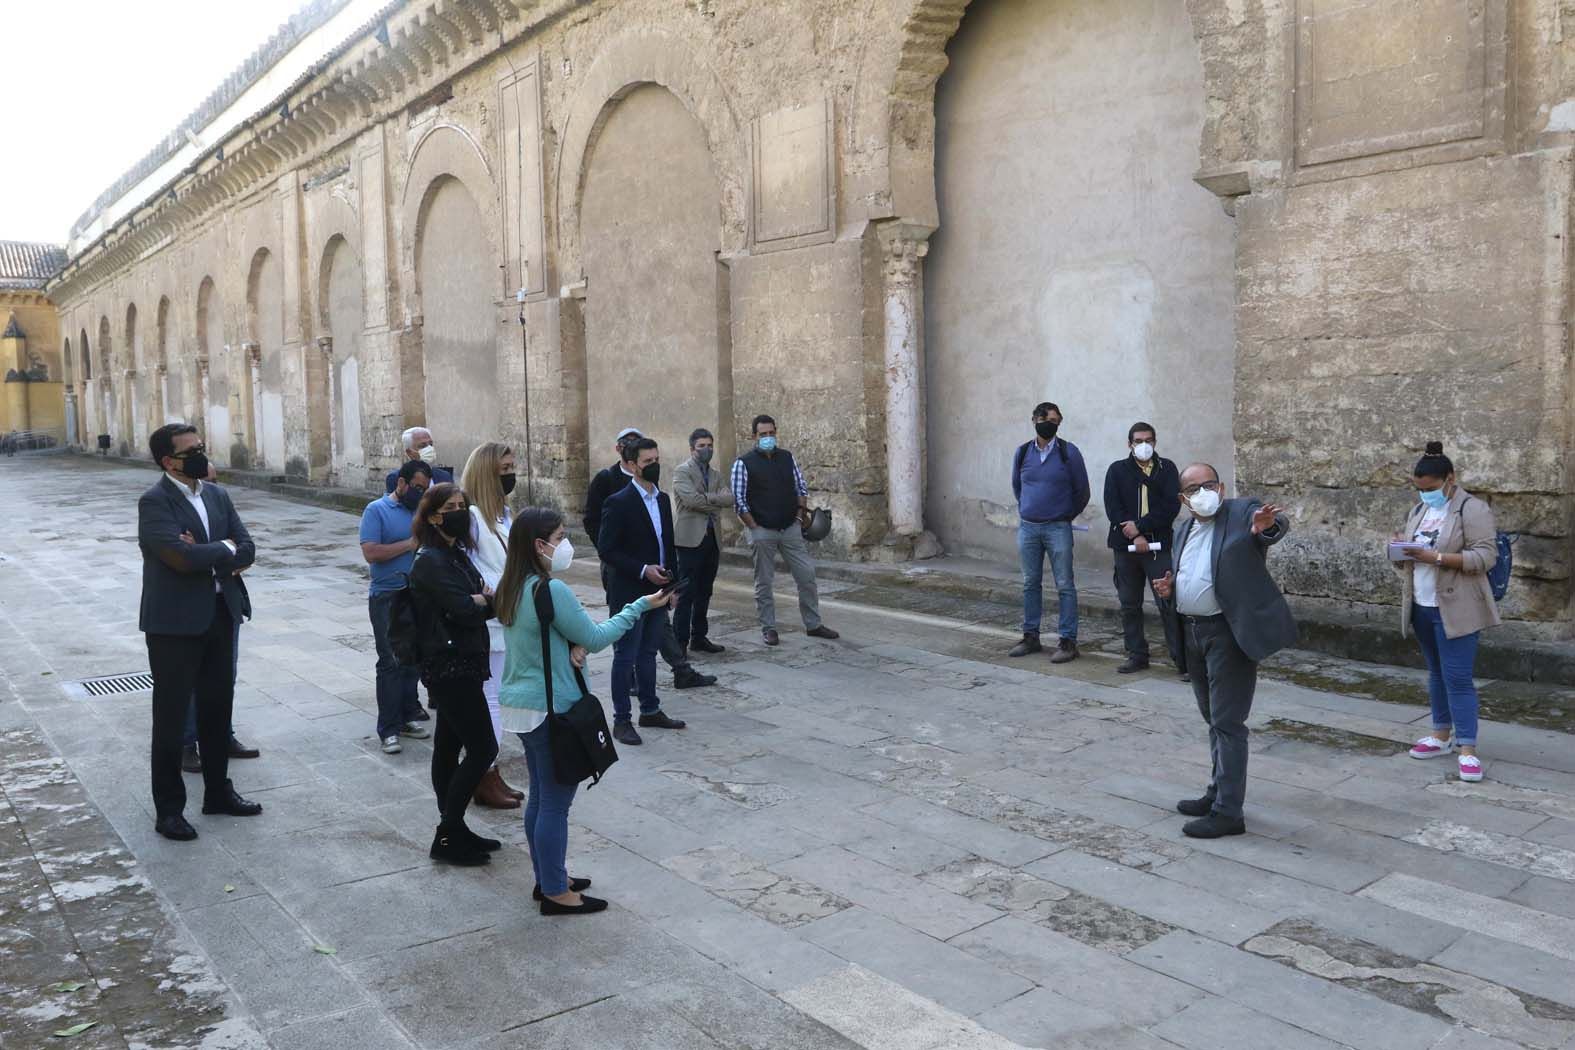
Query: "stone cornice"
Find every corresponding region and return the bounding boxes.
[51,0,583,304]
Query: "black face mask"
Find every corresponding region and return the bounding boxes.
[641,463,661,485]
[439,509,471,541]
[175,452,209,480]
[400,487,425,512]
[500,472,517,496]
[1034,420,1059,442]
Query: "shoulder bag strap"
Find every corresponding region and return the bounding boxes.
[532,579,556,716]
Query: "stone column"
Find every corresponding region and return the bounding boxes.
[876,221,940,553]
[317,336,337,480]
[153,365,167,426]
[122,369,137,454]
[195,356,210,438]
[64,387,79,446]
[242,341,262,465]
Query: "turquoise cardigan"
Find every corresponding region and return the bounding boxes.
[499,576,649,713]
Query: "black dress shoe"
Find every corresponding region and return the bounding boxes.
[806,625,840,640]
[613,721,642,746]
[227,737,260,759]
[1176,793,1216,817]
[1117,655,1150,675]
[155,814,198,841]
[1179,672,1192,683]
[1183,812,1246,838]
[638,711,687,730]
[202,783,263,817]
[429,829,490,866]
[540,893,608,916]
[533,877,592,901]
[181,744,203,774]
[673,668,716,689]
[690,637,725,654]
[762,629,780,646]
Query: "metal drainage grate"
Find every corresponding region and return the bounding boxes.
[69,672,155,698]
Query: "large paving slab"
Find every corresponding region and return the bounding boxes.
[3,453,1575,1048]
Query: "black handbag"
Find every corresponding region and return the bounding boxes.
[532,579,619,787]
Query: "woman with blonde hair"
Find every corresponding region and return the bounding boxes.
[461,441,523,808]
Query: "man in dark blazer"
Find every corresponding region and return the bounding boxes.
[139,423,264,841]
[1155,463,1296,839]
[596,437,689,745]
[1102,422,1182,675]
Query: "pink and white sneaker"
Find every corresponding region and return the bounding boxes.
[1409,736,1456,759]
[1458,755,1484,782]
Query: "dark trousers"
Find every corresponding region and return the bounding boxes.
[183,616,241,747]
[428,676,498,831]
[602,563,691,673]
[1185,615,1258,819]
[369,592,424,738]
[147,598,235,818]
[1113,548,1178,660]
[674,531,721,648]
[610,605,667,722]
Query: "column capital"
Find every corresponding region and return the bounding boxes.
[876,221,934,281]
[316,336,334,355]
[240,340,261,363]
[196,355,210,377]
[122,368,137,380]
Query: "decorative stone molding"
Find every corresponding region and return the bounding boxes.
[241,340,261,365]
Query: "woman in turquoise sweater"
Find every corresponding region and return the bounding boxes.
[494,507,673,916]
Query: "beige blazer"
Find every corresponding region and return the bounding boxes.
[672,456,734,548]
[1396,487,1500,640]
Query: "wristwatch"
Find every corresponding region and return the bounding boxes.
[1435,552,1444,566]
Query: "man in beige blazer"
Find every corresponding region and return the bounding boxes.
[672,428,734,654]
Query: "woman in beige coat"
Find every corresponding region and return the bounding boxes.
[1394,442,1500,782]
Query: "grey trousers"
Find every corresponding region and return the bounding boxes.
[1185,615,1258,819]
[749,525,822,631]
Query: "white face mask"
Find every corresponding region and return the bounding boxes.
[1188,488,1222,519]
[547,537,574,573]
[418,444,438,464]
[1132,442,1154,462]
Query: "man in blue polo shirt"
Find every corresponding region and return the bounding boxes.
[360,459,433,754]
[1009,401,1090,664]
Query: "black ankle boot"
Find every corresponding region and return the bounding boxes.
[430,827,490,866]
[457,824,502,852]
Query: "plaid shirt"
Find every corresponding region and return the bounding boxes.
[731,454,807,518]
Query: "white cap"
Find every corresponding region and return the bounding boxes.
[615,427,642,441]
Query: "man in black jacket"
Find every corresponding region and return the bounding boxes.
[138,423,263,841]
[585,426,716,690]
[597,437,689,745]
[1102,422,1182,675]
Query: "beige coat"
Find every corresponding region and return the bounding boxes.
[672,456,734,548]
[1396,487,1501,640]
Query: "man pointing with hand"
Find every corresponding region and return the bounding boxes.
[1155,463,1296,839]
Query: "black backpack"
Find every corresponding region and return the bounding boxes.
[387,568,423,667]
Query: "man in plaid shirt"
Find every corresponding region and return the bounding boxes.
[731,414,839,646]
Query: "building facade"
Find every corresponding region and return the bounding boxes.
[0,240,67,443]
[47,0,1575,634]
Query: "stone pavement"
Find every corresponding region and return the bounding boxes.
[2,452,1574,1050]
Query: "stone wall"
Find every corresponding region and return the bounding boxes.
[46,0,1575,634]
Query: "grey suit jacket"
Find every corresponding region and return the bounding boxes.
[1172,497,1297,664]
[671,457,733,548]
[138,476,255,636]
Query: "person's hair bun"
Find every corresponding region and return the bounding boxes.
[1424,441,1445,456]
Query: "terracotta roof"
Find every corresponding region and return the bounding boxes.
[0,241,67,290]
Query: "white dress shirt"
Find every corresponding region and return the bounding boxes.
[165,473,232,591]
[1175,517,1221,616]
[636,481,665,574]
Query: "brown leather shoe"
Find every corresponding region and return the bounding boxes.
[495,767,525,801]
[473,767,521,809]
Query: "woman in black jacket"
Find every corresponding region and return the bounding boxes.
[409,482,500,866]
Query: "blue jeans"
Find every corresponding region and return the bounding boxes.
[369,591,424,739]
[610,605,666,723]
[1019,521,1077,640]
[183,617,241,747]
[1411,605,1480,746]
[519,723,578,896]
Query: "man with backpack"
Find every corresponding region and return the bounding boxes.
[360,459,434,754]
[1008,401,1090,664]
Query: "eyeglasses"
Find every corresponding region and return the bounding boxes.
[1180,480,1221,498]
[171,443,207,459]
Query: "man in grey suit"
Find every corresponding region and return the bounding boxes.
[1155,463,1296,838]
[672,428,733,655]
[139,423,264,841]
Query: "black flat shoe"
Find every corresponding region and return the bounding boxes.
[227,737,260,759]
[430,830,490,866]
[1176,793,1216,817]
[202,782,263,816]
[638,711,687,730]
[155,814,198,841]
[1183,813,1246,839]
[690,638,725,654]
[613,721,642,746]
[533,877,591,901]
[540,893,608,916]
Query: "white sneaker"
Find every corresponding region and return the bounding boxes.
[381,735,403,754]
[1408,736,1455,759]
[1458,754,1483,782]
[399,723,430,739]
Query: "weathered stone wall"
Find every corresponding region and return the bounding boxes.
[46,0,1575,633]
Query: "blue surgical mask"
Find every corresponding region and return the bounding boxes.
[758,436,777,452]
[1419,488,1449,510]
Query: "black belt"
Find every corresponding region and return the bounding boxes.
[1182,612,1225,624]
